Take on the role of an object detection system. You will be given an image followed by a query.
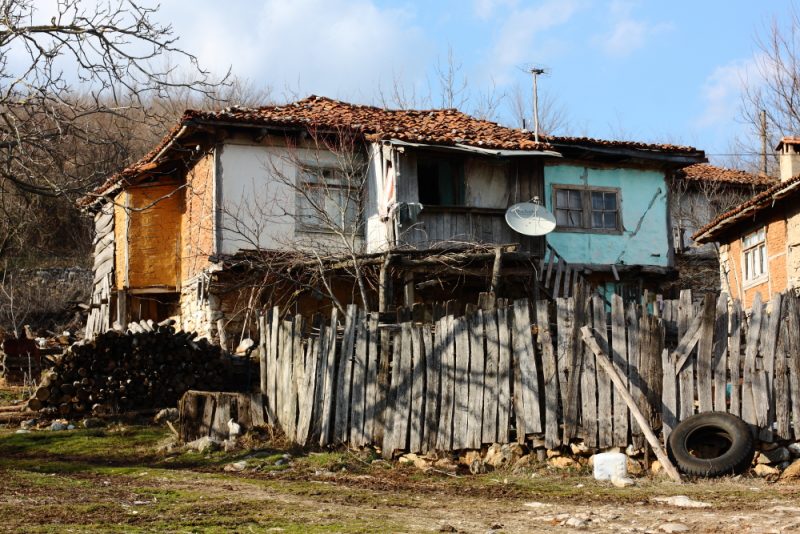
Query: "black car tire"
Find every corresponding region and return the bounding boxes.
[667,412,755,477]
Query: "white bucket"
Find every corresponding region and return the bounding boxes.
[592,452,627,481]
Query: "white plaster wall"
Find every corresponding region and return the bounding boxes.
[218,142,366,255]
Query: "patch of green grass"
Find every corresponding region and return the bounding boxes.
[0,425,167,464]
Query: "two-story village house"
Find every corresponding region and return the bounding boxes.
[80,96,706,345]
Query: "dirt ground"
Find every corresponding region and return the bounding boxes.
[0,422,798,534]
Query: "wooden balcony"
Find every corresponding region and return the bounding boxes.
[397,205,544,255]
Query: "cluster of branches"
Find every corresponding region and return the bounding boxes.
[0,1,279,265]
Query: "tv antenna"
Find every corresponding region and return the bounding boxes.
[529,67,547,143]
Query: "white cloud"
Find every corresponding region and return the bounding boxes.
[472,0,519,20]
[595,0,672,57]
[483,0,581,85]
[696,57,760,129]
[160,0,429,103]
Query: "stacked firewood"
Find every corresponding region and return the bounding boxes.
[27,323,231,416]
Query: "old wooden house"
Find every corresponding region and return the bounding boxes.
[80,96,705,346]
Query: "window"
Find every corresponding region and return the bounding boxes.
[742,228,767,282]
[553,186,621,232]
[417,154,465,206]
[296,166,359,233]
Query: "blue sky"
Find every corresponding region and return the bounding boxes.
[155,0,793,164]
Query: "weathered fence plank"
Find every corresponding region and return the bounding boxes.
[579,292,598,447]
[452,316,470,449]
[350,312,368,447]
[466,313,485,448]
[760,294,782,441]
[712,293,729,413]
[775,319,791,441]
[696,294,715,413]
[537,301,560,449]
[497,306,512,443]
[627,302,644,449]
[677,289,695,421]
[513,299,542,437]
[482,310,499,444]
[335,306,357,443]
[437,316,456,450]
[410,325,426,453]
[423,324,438,452]
[558,297,580,442]
[593,295,613,449]
[661,347,677,442]
[363,315,380,445]
[742,292,763,428]
[729,299,743,417]
[611,294,628,448]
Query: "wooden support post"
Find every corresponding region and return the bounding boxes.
[403,271,415,307]
[490,246,503,295]
[581,325,682,484]
[378,253,393,312]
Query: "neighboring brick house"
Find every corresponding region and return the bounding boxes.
[666,163,775,296]
[694,138,800,307]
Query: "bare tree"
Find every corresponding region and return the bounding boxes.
[740,5,800,175]
[506,81,569,135]
[0,0,230,267]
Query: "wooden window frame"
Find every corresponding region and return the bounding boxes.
[551,184,623,235]
[295,165,361,235]
[741,227,767,286]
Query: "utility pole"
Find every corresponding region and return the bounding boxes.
[760,109,768,175]
[530,68,545,143]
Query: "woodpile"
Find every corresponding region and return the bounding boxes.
[28,322,233,416]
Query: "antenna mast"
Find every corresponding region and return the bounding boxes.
[530,68,546,143]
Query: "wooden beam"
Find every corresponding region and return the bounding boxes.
[581,325,682,484]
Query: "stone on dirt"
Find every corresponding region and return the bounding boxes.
[780,459,800,481]
[20,418,36,429]
[484,443,524,468]
[563,517,588,529]
[223,460,248,472]
[433,457,458,473]
[652,496,711,508]
[659,522,690,533]
[400,453,431,471]
[153,408,179,424]
[611,476,635,488]
[757,447,790,465]
[754,464,780,477]
[82,417,105,429]
[186,436,221,453]
[548,456,576,469]
[787,442,800,457]
[49,421,68,431]
[570,441,591,456]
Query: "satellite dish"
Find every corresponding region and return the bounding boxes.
[505,199,556,236]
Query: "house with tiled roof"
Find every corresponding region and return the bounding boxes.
[694,138,800,306]
[80,96,706,343]
[664,163,776,295]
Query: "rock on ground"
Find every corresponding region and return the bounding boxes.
[185,436,221,453]
[652,495,711,508]
[780,459,800,481]
[754,464,780,477]
[659,522,690,533]
[154,408,179,424]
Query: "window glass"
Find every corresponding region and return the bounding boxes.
[297,167,359,232]
[554,186,620,231]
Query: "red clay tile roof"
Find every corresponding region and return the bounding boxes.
[80,96,705,207]
[545,135,700,154]
[693,174,800,243]
[677,163,776,187]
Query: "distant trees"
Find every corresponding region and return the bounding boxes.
[0,0,230,263]
[739,4,800,175]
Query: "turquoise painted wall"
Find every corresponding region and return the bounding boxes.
[543,163,670,267]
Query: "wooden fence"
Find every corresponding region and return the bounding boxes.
[251,288,800,456]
